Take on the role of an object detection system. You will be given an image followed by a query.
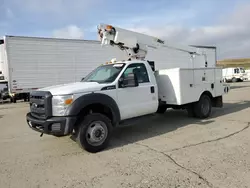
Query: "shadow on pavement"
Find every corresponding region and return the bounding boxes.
[212,100,250,118]
[108,101,250,150]
[230,85,250,89]
[229,81,250,89]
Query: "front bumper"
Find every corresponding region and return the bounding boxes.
[26,112,77,136]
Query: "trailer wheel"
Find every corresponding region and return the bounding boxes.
[194,94,212,119]
[10,97,16,103]
[23,93,29,102]
[76,113,113,153]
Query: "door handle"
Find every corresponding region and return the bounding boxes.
[150,86,155,93]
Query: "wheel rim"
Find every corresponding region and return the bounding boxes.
[201,98,210,115]
[86,121,108,146]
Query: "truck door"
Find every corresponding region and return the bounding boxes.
[234,68,240,75]
[117,63,158,120]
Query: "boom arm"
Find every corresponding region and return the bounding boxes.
[97,24,205,60]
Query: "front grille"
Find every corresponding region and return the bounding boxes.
[29,91,52,119]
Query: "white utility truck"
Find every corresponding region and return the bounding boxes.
[26,24,230,153]
[0,36,128,103]
[222,67,248,82]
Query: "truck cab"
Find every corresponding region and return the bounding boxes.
[27,59,159,152]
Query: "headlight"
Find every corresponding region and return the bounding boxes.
[52,95,74,116]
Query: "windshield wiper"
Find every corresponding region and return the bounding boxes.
[83,79,93,82]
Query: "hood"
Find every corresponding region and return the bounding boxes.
[38,82,104,95]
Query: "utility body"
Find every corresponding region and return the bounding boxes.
[26,24,230,153]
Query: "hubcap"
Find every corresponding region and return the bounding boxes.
[86,121,108,146]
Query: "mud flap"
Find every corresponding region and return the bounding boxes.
[212,96,223,108]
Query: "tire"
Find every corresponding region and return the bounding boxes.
[76,113,113,153]
[156,105,167,114]
[232,77,237,82]
[194,94,212,119]
[10,97,16,103]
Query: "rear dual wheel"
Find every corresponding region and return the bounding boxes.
[187,94,212,119]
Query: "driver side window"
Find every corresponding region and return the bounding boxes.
[122,63,149,83]
[234,68,239,74]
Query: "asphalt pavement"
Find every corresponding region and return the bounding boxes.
[0,81,250,188]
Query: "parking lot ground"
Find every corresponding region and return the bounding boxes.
[0,82,250,188]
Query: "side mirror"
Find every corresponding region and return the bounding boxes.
[81,77,85,81]
[119,73,138,88]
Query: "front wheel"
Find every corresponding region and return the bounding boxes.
[76,113,113,153]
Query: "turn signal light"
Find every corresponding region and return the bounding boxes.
[65,98,73,105]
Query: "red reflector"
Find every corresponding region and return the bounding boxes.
[32,88,38,90]
[15,89,23,91]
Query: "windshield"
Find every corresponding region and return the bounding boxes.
[240,68,245,73]
[82,63,125,83]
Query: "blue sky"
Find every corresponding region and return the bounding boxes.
[0,0,250,59]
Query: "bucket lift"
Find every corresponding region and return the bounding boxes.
[97,24,206,61]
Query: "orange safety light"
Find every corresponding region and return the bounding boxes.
[106,25,113,31]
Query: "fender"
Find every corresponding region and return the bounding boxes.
[65,93,121,125]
